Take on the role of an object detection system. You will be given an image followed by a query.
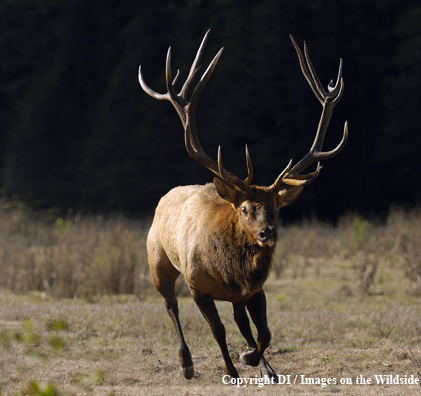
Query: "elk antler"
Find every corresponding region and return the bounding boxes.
[270,36,348,192]
[139,30,254,191]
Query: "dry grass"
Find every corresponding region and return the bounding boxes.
[0,202,152,298]
[1,206,421,395]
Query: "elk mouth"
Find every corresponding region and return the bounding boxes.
[257,240,276,248]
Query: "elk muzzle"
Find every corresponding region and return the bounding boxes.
[257,225,277,247]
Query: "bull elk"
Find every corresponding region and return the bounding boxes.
[138,31,347,381]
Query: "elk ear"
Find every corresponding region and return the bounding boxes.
[213,177,242,206]
[277,186,304,208]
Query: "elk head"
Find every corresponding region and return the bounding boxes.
[139,31,347,248]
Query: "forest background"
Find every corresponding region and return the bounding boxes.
[0,0,420,221]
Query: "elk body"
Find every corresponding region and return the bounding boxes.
[139,31,347,381]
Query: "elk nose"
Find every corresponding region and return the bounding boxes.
[258,226,278,243]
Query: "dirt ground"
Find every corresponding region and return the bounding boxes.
[2,342,420,395]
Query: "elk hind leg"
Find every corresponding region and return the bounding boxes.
[148,244,194,379]
[164,295,194,379]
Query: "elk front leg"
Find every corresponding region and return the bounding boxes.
[233,301,258,353]
[235,290,278,380]
[190,289,239,378]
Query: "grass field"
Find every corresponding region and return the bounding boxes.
[1,205,421,395]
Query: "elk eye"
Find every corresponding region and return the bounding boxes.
[241,206,248,215]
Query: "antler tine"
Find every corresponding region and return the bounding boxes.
[179,29,211,99]
[138,51,180,101]
[190,47,224,112]
[139,65,168,100]
[283,163,322,186]
[290,35,344,104]
[165,47,179,103]
[270,161,322,190]
[319,121,348,159]
[270,160,292,190]
[244,145,254,186]
[215,145,254,191]
[327,58,343,96]
[303,43,343,101]
[289,35,324,104]
[331,76,344,106]
[303,42,328,101]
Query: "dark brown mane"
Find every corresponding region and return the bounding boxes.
[205,223,274,297]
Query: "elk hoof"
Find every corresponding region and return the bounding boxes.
[181,365,194,380]
[259,357,278,382]
[239,350,259,367]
